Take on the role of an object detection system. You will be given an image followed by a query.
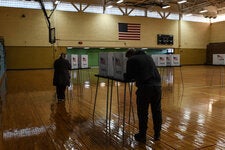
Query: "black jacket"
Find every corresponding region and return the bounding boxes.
[125,53,161,87]
[53,57,71,86]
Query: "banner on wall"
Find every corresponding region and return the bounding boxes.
[213,54,225,65]
[118,23,141,40]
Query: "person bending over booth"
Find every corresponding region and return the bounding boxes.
[124,49,162,142]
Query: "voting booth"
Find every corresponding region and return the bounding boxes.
[212,54,225,65]
[79,55,88,68]
[99,52,114,77]
[113,52,127,80]
[95,52,133,143]
[151,54,167,67]
[67,54,89,69]
[71,54,79,69]
[98,52,127,80]
[152,54,180,67]
[171,54,180,66]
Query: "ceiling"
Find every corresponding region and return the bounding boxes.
[31,0,225,18]
[57,0,225,15]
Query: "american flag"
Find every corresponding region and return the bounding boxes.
[118,23,141,40]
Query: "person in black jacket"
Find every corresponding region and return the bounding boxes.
[53,53,71,101]
[124,49,162,142]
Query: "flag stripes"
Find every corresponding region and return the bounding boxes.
[118,23,141,40]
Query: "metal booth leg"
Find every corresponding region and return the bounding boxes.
[92,76,99,123]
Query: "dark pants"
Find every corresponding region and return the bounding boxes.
[136,85,162,136]
[56,85,67,99]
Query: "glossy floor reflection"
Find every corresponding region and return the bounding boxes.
[0,66,225,149]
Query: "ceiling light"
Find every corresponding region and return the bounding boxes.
[117,0,124,4]
[178,0,187,4]
[200,10,208,13]
[162,4,170,9]
[185,13,192,16]
[54,0,60,5]
[107,5,113,8]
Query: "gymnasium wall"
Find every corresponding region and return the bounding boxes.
[206,21,225,65]
[178,48,206,65]
[210,21,225,43]
[5,46,54,69]
[0,7,224,69]
[179,21,210,49]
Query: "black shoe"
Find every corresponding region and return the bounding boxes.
[154,134,160,141]
[134,133,146,143]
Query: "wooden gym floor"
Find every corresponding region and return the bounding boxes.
[0,65,225,150]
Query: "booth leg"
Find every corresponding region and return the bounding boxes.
[92,76,99,122]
